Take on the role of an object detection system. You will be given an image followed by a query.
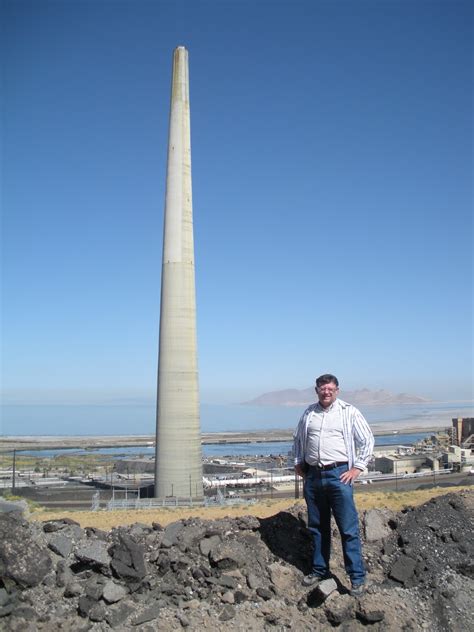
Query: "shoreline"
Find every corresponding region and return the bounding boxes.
[0,422,448,452]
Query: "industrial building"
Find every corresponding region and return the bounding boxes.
[375,454,429,475]
[451,417,474,448]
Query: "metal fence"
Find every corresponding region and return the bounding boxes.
[204,488,256,506]
[105,496,204,511]
[97,487,258,511]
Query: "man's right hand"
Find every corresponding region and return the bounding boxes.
[295,463,305,477]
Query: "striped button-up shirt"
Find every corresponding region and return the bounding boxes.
[293,399,374,471]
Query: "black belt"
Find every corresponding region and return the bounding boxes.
[310,461,348,471]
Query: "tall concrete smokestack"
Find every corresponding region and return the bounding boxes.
[154,47,203,499]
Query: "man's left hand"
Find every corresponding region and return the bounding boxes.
[340,467,362,485]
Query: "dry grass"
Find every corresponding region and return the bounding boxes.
[29,486,470,530]
[353,485,470,512]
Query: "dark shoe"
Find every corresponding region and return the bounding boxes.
[302,572,330,587]
[350,582,366,597]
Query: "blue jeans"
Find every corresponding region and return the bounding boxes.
[303,463,365,585]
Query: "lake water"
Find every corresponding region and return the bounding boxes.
[16,431,444,459]
[3,399,472,436]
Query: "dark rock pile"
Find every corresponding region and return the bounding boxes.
[0,490,472,631]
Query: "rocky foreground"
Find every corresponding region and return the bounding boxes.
[0,490,473,631]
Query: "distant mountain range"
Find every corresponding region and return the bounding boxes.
[242,387,430,407]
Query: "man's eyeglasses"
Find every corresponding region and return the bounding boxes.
[316,386,338,393]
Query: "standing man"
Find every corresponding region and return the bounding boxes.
[293,374,374,595]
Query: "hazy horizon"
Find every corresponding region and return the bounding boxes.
[2,382,473,407]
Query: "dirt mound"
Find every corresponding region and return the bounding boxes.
[1,490,472,630]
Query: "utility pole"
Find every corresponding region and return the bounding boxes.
[12,449,16,493]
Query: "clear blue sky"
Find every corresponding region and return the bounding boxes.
[2,0,473,418]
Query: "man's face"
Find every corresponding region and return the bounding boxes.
[316,383,339,408]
